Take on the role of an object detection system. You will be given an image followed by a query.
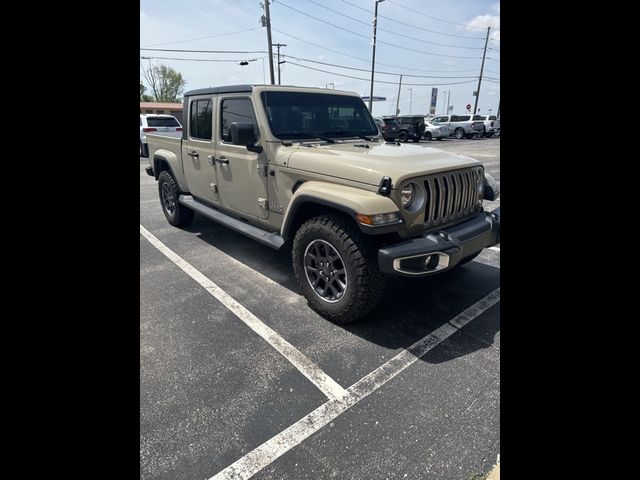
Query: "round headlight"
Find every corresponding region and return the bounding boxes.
[400,183,416,208]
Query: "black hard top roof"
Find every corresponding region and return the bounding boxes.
[183,85,255,97]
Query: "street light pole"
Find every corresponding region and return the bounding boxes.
[408,88,413,114]
[368,0,385,113]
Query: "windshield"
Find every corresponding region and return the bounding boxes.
[261,91,378,140]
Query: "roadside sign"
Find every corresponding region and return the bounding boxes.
[466,103,471,111]
[429,88,438,115]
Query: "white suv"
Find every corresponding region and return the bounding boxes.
[140,114,182,157]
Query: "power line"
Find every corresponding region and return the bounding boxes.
[275,1,481,59]
[273,29,480,73]
[386,0,488,30]
[282,54,478,79]
[140,27,262,47]
[301,0,484,50]
[141,56,265,63]
[340,0,485,40]
[484,69,500,75]
[140,48,268,54]
[484,77,500,81]
[285,61,478,86]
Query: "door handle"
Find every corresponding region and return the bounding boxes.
[188,150,199,158]
[207,155,214,165]
[215,156,229,165]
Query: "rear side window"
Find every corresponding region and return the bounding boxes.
[221,98,259,142]
[489,116,497,120]
[146,116,181,127]
[190,100,213,140]
[452,115,470,122]
[472,115,484,121]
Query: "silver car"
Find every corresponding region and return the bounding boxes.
[422,120,449,141]
[431,114,485,139]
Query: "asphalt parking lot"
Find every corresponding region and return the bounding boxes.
[140,137,501,480]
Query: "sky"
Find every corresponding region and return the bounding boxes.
[140,0,500,117]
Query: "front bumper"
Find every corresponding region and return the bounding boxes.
[378,207,500,276]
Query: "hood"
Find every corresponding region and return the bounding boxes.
[286,141,480,188]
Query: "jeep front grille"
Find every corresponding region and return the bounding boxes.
[423,167,483,228]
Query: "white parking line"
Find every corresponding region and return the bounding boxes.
[140,225,347,401]
[210,288,500,480]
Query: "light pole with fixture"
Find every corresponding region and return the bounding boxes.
[368,0,385,113]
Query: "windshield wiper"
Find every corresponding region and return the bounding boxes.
[276,132,336,143]
[354,134,380,141]
[320,130,379,142]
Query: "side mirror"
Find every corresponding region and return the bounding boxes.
[230,122,257,146]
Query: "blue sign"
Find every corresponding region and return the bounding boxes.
[430,88,438,115]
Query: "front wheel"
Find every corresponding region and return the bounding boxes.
[424,132,432,141]
[292,215,385,323]
[158,170,194,227]
[454,128,465,139]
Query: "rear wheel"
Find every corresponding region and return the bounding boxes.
[397,131,408,142]
[158,170,194,227]
[424,132,432,141]
[454,128,465,139]
[292,214,385,323]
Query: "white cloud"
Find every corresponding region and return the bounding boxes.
[464,3,500,45]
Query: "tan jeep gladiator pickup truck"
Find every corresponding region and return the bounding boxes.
[146,85,500,323]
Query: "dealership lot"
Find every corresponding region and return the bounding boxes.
[140,137,500,479]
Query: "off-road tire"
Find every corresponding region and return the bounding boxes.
[397,131,408,142]
[158,170,194,227]
[292,214,385,323]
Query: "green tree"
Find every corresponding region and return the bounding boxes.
[142,64,186,102]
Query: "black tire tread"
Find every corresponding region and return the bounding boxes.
[292,214,385,323]
[158,170,194,227]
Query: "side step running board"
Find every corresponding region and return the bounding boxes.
[178,195,286,250]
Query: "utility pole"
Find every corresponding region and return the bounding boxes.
[497,100,500,118]
[446,90,451,115]
[369,0,385,112]
[273,43,286,85]
[395,74,402,115]
[473,26,490,114]
[262,1,275,84]
[408,88,413,114]
[441,90,446,114]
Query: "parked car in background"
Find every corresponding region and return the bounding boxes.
[430,114,485,139]
[377,117,415,142]
[477,115,499,137]
[422,121,449,141]
[396,115,426,142]
[140,114,183,157]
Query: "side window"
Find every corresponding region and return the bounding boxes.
[472,115,484,121]
[221,98,259,143]
[140,117,143,126]
[190,99,213,140]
